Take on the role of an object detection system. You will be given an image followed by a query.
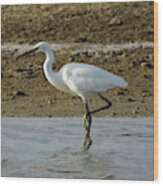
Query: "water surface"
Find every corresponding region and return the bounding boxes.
[1,117,153,180]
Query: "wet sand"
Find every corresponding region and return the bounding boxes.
[1,117,153,180]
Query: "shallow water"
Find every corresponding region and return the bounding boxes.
[1,117,153,180]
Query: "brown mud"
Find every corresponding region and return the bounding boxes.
[1,2,154,117]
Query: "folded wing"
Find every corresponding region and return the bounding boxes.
[61,63,128,94]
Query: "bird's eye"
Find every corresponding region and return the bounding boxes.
[34,47,39,50]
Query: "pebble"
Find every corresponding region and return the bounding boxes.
[47,99,53,105]
[140,62,154,69]
[11,95,16,100]
[142,74,150,79]
[117,69,124,73]
[74,52,80,57]
[18,41,24,44]
[128,97,136,102]
[130,60,138,68]
[13,91,26,96]
[68,57,74,62]
[112,112,117,116]
[111,50,123,57]
[27,63,34,69]
[14,48,18,53]
[8,74,14,78]
[141,99,145,103]
[132,110,139,115]
[15,67,26,72]
[142,92,148,97]
[85,51,95,57]
[140,62,147,68]
[75,36,87,42]
[145,63,154,69]
[142,92,146,97]
[117,90,126,95]
[109,16,123,26]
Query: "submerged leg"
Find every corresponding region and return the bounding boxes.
[82,94,112,151]
[90,94,112,114]
[83,103,92,151]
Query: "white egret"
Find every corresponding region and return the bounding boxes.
[17,41,128,150]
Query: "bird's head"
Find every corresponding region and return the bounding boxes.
[34,41,51,53]
[17,41,51,59]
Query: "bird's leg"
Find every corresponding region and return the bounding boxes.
[82,114,87,131]
[83,103,93,151]
[90,94,112,114]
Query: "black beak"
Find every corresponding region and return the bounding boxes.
[16,47,38,60]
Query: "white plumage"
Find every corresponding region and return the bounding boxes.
[60,63,127,101]
[32,42,128,103]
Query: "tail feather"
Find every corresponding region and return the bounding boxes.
[116,77,128,88]
[120,80,128,88]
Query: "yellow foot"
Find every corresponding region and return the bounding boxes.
[82,114,87,130]
[83,135,93,152]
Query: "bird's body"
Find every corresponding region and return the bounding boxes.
[42,43,127,102]
[18,41,128,150]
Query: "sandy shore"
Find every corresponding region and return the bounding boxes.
[1,2,154,117]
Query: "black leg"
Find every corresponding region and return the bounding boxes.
[90,94,112,114]
[85,103,92,137]
[83,103,93,150]
[82,94,111,151]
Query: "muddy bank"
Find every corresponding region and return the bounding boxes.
[1,2,154,117]
[1,2,154,44]
[1,45,154,117]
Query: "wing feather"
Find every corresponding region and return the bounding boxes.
[61,63,127,94]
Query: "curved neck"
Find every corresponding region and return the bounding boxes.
[43,48,63,90]
[43,49,57,82]
[43,47,55,74]
[45,48,54,65]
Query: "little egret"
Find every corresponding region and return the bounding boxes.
[17,41,128,150]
